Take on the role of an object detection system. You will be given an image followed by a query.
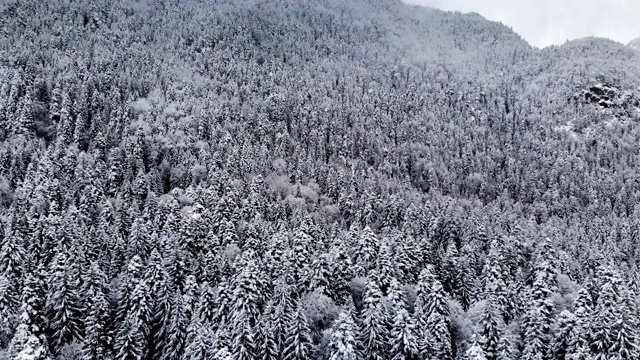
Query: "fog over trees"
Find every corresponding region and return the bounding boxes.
[1,0,640,359]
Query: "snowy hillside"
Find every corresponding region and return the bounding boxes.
[1,1,640,359]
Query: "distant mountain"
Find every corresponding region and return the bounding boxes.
[2,1,640,359]
[629,37,640,51]
[522,37,640,101]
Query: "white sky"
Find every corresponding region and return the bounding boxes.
[402,0,640,48]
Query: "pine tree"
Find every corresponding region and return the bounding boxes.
[390,307,420,360]
[215,346,234,360]
[308,252,333,297]
[57,92,75,145]
[45,251,82,354]
[589,268,639,360]
[289,229,312,294]
[81,278,112,360]
[126,218,151,261]
[155,293,188,360]
[254,312,279,360]
[386,277,407,311]
[520,260,556,360]
[13,90,36,138]
[0,274,18,347]
[326,310,360,360]
[150,285,171,360]
[393,233,422,284]
[553,310,577,360]
[477,302,502,360]
[609,285,639,359]
[116,255,145,326]
[376,241,396,293]
[0,231,26,288]
[270,280,296,357]
[115,311,148,360]
[354,226,378,274]
[467,335,488,360]
[145,249,169,359]
[7,324,49,360]
[566,288,593,359]
[181,274,199,323]
[282,305,313,360]
[212,281,234,331]
[481,240,511,323]
[453,244,475,311]
[328,241,354,305]
[230,254,264,328]
[265,231,290,281]
[231,310,257,360]
[9,269,52,360]
[496,334,516,360]
[591,280,617,359]
[182,316,215,360]
[114,278,151,360]
[416,274,453,360]
[359,273,390,360]
[18,271,47,339]
[196,282,217,325]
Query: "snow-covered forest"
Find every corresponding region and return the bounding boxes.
[1,0,640,359]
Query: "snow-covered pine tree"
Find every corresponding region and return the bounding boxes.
[281,305,313,360]
[326,310,360,360]
[359,272,390,360]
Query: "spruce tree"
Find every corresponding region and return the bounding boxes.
[230,310,257,360]
[467,335,488,360]
[45,251,82,355]
[182,316,215,360]
[553,310,577,360]
[477,301,502,360]
[390,307,420,360]
[114,279,151,360]
[282,305,313,360]
[567,288,593,359]
[520,260,556,360]
[359,273,390,360]
[326,310,360,360]
[254,311,279,360]
[0,274,18,347]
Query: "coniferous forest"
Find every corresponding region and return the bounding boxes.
[1,0,640,359]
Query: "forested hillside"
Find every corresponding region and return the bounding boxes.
[1,0,640,359]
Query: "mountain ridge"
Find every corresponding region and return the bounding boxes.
[0,1,640,359]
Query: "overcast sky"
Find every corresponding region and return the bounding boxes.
[403,0,640,48]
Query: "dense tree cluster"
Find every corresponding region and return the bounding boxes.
[1,0,640,359]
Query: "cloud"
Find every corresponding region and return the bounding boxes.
[402,0,640,48]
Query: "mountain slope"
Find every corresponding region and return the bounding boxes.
[0,1,640,359]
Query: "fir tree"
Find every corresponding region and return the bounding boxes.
[45,251,82,354]
[390,307,420,360]
[230,310,257,360]
[477,302,502,360]
[254,311,279,360]
[553,310,577,360]
[326,310,360,360]
[359,273,390,360]
[566,288,593,359]
[520,260,556,360]
[182,316,215,360]
[114,279,151,360]
[282,305,313,360]
[467,335,488,360]
[0,274,18,347]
